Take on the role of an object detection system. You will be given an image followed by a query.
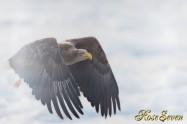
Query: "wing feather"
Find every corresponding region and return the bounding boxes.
[67,37,121,117]
[9,38,83,119]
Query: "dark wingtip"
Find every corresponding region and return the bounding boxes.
[95,105,99,113]
[46,102,53,114]
[116,97,121,111]
[79,109,84,115]
[57,114,64,120]
[40,100,45,105]
[104,114,108,119]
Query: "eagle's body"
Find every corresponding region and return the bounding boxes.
[9,37,120,120]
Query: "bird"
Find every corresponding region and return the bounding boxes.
[9,37,121,120]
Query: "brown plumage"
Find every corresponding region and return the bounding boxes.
[9,37,120,120]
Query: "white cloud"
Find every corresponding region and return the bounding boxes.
[1,0,187,123]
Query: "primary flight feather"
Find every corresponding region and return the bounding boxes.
[9,37,120,119]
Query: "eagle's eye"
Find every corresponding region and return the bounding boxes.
[78,49,87,55]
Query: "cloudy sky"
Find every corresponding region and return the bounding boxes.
[0,0,187,124]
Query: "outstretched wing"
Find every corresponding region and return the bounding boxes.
[67,37,120,117]
[9,38,83,120]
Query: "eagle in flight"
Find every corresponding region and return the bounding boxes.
[9,37,121,120]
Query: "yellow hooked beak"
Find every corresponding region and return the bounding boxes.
[83,53,92,60]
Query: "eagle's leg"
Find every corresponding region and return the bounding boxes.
[13,79,21,88]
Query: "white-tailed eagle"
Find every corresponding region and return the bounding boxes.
[9,37,120,120]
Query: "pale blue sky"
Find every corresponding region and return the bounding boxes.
[0,0,187,124]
